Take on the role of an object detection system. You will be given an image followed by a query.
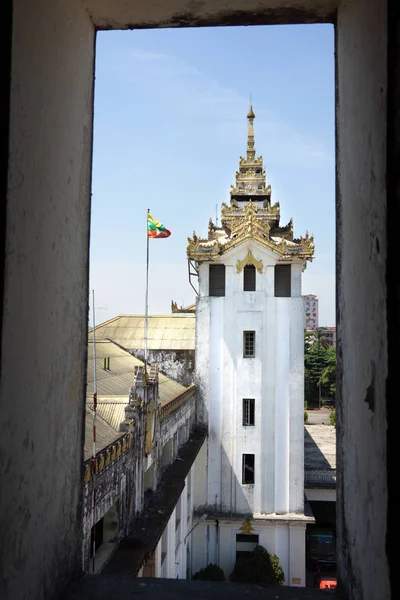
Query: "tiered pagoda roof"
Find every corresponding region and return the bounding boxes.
[187,106,314,264]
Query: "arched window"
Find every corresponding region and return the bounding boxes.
[243,264,256,291]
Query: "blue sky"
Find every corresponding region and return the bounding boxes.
[89,24,335,327]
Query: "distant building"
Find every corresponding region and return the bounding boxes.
[320,326,336,347]
[83,340,200,575]
[303,294,319,329]
[88,314,195,387]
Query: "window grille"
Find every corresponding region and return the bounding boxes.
[209,264,226,296]
[243,331,255,358]
[274,264,291,297]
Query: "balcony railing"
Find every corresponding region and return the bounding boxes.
[159,385,196,421]
[83,432,131,484]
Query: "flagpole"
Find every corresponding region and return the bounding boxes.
[144,208,150,375]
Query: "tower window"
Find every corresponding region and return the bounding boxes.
[242,454,255,484]
[209,264,225,297]
[243,399,255,426]
[274,264,291,297]
[243,264,256,291]
[243,331,255,358]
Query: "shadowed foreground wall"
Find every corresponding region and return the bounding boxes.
[0,1,94,598]
[0,0,394,599]
[336,1,390,599]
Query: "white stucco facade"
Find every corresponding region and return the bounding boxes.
[193,242,311,585]
[188,107,314,586]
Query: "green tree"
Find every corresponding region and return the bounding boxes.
[193,563,225,581]
[320,346,336,398]
[229,545,285,586]
[304,331,336,406]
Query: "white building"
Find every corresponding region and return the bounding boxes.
[187,106,315,586]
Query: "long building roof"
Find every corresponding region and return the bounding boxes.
[88,314,195,351]
[86,340,185,402]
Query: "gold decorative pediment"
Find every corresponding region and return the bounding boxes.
[239,519,254,535]
[236,250,263,274]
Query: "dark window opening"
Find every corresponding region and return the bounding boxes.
[274,264,291,297]
[236,533,259,561]
[243,398,255,426]
[243,264,256,291]
[243,331,255,357]
[242,454,255,484]
[209,264,226,296]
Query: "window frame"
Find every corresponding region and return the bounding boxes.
[209,263,226,297]
[242,398,255,426]
[242,453,255,485]
[243,263,256,291]
[243,331,256,358]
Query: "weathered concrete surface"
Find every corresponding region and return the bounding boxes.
[336,0,389,598]
[0,1,94,599]
[102,428,206,576]
[83,0,338,29]
[60,576,331,600]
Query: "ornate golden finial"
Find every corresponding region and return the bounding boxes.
[246,104,256,159]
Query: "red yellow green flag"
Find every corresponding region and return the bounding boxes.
[147,214,171,238]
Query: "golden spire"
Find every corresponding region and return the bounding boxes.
[246,105,256,160]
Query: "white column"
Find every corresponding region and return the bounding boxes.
[167,510,176,578]
[198,263,209,297]
[275,525,290,586]
[289,525,306,587]
[208,298,224,507]
[155,540,162,578]
[289,298,305,513]
[265,265,275,296]
[291,263,303,297]
[275,300,290,514]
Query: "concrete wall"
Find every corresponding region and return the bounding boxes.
[0,1,94,599]
[191,519,306,586]
[131,348,195,387]
[336,1,390,599]
[195,242,305,516]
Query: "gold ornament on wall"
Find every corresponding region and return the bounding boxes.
[239,519,255,535]
[236,250,263,274]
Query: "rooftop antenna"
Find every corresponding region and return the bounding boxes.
[91,289,98,573]
[215,204,218,227]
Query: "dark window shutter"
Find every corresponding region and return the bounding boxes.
[209,264,226,296]
[274,265,291,297]
[243,264,256,291]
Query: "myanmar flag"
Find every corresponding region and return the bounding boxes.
[147,214,171,238]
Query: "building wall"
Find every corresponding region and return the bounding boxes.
[195,243,304,516]
[336,1,390,599]
[0,2,94,599]
[191,520,307,586]
[303,295,319,329]
[131,349,195,387]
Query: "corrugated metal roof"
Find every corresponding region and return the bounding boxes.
[86,340,185,404]
[88,314,195,351]
[84,406,123,461]
[87,398,128,432]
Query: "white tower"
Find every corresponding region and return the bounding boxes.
[188,106,315,586]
